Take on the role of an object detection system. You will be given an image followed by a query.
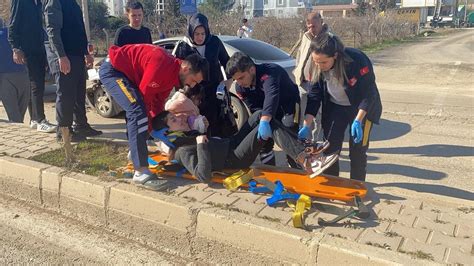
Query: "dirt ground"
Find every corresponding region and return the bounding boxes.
[0,194,190,264]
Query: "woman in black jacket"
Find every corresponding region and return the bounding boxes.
[173,13,236,137]
[298,32,382,181]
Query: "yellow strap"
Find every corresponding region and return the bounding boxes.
[291,194,312,228]
[223,169,253,192]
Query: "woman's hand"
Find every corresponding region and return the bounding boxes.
[196,135,208,144]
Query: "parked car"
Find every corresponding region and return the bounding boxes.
[86,36,296,128]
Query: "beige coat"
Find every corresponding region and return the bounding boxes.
[293,24,329,86]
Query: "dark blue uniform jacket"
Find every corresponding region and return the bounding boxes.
[305,48,382,124]
[235,63,300,119]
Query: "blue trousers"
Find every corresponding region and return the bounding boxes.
[99,61,149,168]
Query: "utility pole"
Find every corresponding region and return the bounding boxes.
[82,0,91,41]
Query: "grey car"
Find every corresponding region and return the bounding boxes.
[88,36,295,128]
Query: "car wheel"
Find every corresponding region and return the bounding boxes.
[230,95,249,129]
[94,85,120,118]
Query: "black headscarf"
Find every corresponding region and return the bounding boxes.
[186,13,211,46]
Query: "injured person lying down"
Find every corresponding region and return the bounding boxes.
[151,110,339,183]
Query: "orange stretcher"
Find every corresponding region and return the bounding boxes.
[138,152,367,202]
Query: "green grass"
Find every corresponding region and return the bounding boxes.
[361,28,459,54]
[361,37,419,53]
[31,140,129,177]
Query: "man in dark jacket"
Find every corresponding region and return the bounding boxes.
[44,0,101,142]
[227,52,300,166]
[8,0,56,132]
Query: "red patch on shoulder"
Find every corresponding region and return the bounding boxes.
[348,77,357,87]
[260,74,269,81]
[360,66,369,76]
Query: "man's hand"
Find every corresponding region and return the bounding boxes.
[85,54,94,69]
[59,56,71,75]
[351,120,363,144]
[12,49,26,65]
[196,135,208,144]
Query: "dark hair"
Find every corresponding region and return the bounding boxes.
[126,1,144,12]
[310,32,350,84]
[242,18,248,23]
[184,54,209,81]
[226,52,255,77]
[152,111,170,131]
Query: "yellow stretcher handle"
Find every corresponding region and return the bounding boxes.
[292,194,312,228]
[223,169,253,191]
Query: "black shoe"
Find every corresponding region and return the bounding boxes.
[73,124,102,137]
[56,132,87,143]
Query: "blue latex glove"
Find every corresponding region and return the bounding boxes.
[351,120,363,144]
[298,125,311,140]
[257,120,272,140]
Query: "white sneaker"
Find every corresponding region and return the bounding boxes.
[37,119,57,133]
[308,152,339,178]
[133,168,156,184]
[30,120,38,129]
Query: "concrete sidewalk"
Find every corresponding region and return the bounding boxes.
[0,120,473,264]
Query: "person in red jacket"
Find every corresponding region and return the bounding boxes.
[99,44,208,184]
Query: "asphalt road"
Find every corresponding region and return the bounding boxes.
[0,29,473,203]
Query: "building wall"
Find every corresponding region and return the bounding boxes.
[237,0,309,17]
[103,0,125,17]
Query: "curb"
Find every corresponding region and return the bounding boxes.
[0,156,444,264]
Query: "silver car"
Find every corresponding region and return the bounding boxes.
[88,36,295,128]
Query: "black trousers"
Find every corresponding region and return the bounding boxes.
[49,55,88,128]
[322,101,373,181]
[225,111,304,169]
[25,51,47,122]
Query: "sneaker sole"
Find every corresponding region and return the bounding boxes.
[133,174,157,184]
[309,153,339,179]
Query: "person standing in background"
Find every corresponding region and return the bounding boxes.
[44,0,102,142]
[237,18,253,38]
[114,1,152,47]
[8,0,57,132]
[293,11,329,141]
[0,18,30,123]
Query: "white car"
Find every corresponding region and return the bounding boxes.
[87,36,296,128]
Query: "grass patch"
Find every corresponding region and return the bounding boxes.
[457,207,474,214]
[398,250,434,261]
[365,241,392,250]
[31,140,128,177]
[361,29,459,54]
[361,37,419,53]
[384,231,401,238]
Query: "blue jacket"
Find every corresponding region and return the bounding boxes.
[305,48,382,124]
[235,63,300,119]
[0,27,25,73]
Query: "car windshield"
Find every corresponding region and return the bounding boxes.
[225,39,291,61]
